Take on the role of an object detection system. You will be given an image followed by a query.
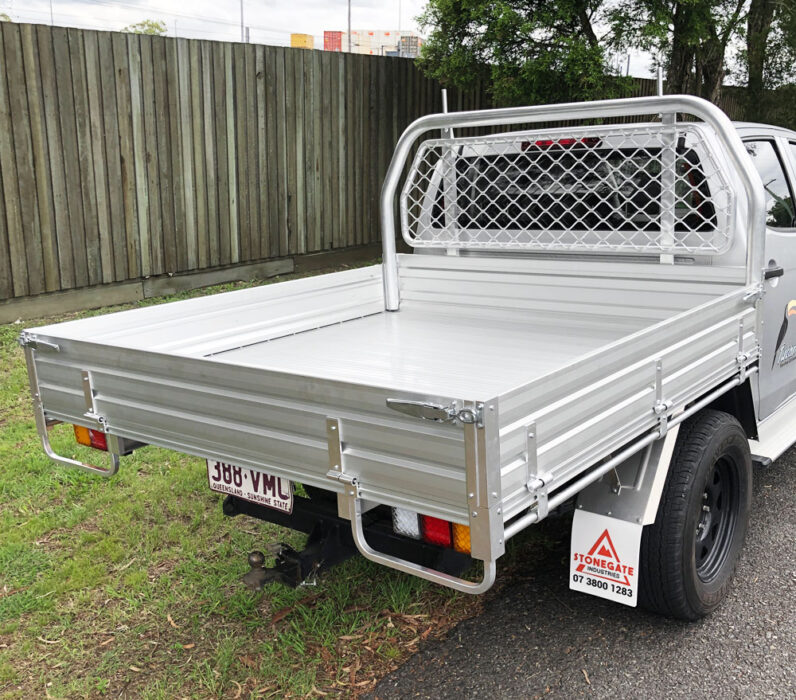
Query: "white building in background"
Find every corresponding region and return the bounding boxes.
[323,30,423,57]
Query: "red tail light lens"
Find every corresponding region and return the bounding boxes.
[521,136,601,151]
[89,430,108,451]
[73,424,107,451]
[420,516,452,548]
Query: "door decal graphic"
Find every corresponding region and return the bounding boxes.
[773,300,796,367]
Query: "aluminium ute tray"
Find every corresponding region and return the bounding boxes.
[23,258,757,527]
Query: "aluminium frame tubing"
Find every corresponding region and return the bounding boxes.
[379,95,767,311]
[23,345,121,477]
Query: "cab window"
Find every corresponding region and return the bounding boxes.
[790,141,796,187]
[744,140,795,228]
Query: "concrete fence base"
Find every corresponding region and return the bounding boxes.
[1,243,382,324]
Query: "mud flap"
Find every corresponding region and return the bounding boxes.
[569,510,642,606]
[569,424,681,607]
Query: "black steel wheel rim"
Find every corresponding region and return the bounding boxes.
[694,456,739,582]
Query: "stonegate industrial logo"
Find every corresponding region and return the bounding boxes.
[573,528,634,587]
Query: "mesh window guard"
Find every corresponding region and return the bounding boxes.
[400,123,735,254]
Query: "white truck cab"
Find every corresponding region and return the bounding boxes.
[735,123,796,421]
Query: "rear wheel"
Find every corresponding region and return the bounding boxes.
[639,409,752,620]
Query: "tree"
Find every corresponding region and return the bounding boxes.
[417,0,624,106]
[609,0,747,102]
[0,12,11,22]
[122,19,167,36]
[746,0,778,118]
[744,0,796,119]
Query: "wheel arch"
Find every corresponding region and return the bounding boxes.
[702,378,757,440]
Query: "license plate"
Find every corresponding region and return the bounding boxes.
[206,459,293,514]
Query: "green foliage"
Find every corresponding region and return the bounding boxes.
[417,0,627,106]
[122,19,167,36]
[608,0,748,101]
[0,12,11,22]
[740,0,796,122]
[763,3,796,88]
[769,195,795,228]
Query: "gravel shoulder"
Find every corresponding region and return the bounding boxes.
[372,449,796,699]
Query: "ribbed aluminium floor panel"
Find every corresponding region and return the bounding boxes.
[211,304,650,398]
[27,259,742,400]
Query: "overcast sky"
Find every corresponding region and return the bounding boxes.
[1,0,656,76]
[2,0,425,45]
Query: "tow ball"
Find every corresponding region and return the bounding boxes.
[241,522,358,590]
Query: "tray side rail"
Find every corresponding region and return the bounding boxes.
[27,265,385,358]
[496,286,759,526]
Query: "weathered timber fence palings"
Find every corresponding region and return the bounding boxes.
[0,23,749,304]
[0,22,483,302]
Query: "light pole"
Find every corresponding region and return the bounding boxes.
[347,0,351,53]
[240,0,244,42]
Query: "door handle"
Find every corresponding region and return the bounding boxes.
[764,265,784,280]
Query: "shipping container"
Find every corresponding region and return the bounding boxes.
[322,28,423,55]
[290,33,314,49]
[324,30,342,52]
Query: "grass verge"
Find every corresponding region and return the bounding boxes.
[1,265,503,698]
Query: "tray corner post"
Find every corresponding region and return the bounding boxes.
[465,398,505,562]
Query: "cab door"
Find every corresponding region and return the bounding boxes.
[743,136,796,419]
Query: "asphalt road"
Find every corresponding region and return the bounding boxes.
[372,449,796,700]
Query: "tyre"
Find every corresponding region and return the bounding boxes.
[639,409,752,620]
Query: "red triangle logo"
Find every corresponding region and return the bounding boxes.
[576,528,631,586]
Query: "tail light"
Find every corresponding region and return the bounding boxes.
[451,523,471,554]
[392,507,421,539]
[73,425,108,451]
[521,136,601,151]
[391,507,472,554]
[420,515,452,548]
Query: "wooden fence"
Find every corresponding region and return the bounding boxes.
[0,23,754,306]
[0,22,485,302]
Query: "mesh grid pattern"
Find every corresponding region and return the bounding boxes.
[400,124,735,254]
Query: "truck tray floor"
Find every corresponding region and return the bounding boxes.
[212,306,649,396]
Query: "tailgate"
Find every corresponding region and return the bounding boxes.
[21,266,489,529]
[27,338,475,524]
